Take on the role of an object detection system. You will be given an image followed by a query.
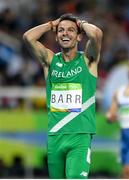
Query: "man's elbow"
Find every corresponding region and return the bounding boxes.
[23,30,33,41]
[95,28,103,42]
[23,33,34,51]
[23,32,29,42]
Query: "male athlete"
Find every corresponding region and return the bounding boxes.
[106,78,129,179]
[23,13,103,179]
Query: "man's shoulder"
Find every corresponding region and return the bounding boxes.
[50,52,61,66]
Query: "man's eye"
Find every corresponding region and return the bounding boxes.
[69,29,74,32]
[69,28,76,32]
[58,29,63,32]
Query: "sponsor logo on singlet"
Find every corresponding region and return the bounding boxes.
[56,62,63,67]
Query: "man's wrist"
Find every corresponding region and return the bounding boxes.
[49,21,54,30]
[80,20,88,30]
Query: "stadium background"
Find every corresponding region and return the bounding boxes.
[0,0,129,178]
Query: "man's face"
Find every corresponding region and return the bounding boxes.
[56,20,80,49]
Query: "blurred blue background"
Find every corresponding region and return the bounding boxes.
[0,0,129,178]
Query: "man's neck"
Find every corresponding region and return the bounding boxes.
[61,48,78,62]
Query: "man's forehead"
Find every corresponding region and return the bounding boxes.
[58,20,77,28]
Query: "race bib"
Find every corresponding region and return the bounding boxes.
[50,83,82,112]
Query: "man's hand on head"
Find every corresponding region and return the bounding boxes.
[50,18,60,32]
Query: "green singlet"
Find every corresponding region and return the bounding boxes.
[46,51,97,178]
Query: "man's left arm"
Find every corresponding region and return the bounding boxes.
[78,21,103,76]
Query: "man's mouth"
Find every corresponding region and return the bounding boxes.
[62,37,70,42]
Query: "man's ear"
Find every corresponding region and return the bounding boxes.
[77,33,83,42]
[55,36,58,41]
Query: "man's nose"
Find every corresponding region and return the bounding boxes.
[63,30,68,35]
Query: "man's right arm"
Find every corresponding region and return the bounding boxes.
[23,22,55,66]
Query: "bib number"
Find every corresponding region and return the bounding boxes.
[50,83,82,112]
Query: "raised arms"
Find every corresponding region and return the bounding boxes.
[23,15,103,75]
[23,19,60,66]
